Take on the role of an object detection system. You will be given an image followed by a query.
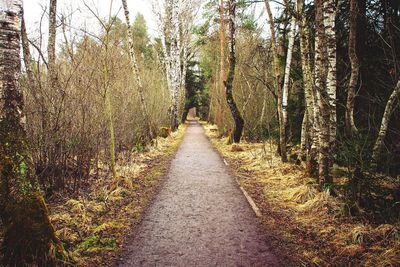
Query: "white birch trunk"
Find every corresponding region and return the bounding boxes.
[121,0,154,140]
[263,0,287,162]
[0,1,67,264]
[371,80,400,169]
[282,16,296,146]
[324,0,337,148]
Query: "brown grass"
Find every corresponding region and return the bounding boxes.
[203,123,400,266]
[45,125,186,266]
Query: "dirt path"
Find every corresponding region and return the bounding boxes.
[116,121,279,266]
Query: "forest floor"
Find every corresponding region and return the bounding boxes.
[203,122,400,266]
[34,125,185,266]
[115,120,280,266]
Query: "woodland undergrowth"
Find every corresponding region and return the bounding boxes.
[0,126,186,266]
[203,122,399,266]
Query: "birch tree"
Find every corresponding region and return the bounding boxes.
[155,0,198,130]
[282,16,297,152]
[315,0,333,185]
[226,0,244,143]
[121,0,155,140]
[296,0,316,163]
[324,0,337,152]
[155,0,181,130]
[169,0,181,130]
[371,80,400,169]
[0,1,68,265]
[263,0,287,162]
[346,0,360,136]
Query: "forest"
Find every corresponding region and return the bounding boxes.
[0,0,399,266]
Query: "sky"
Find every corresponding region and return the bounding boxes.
[24,0,158,42]
[23,0,277,52]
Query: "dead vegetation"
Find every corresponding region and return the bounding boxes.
[0,125,185,266]
[203,122,400,266]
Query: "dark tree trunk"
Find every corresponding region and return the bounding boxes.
[225,0,244,143]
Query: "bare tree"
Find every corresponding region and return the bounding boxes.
[121,0,155,141]
[0,1,68,265]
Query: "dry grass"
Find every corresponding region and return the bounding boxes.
[203,123,400,266]
[46,125,186,266]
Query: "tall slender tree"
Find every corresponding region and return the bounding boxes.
[225,0,244,143]
[121,0,155,141]
[346,0,360,136]
[282,16,297,152]
[371,80,400,169]
[263,0,287,162]
[217,0,226,128]
[0,1,68,265]
[315,0,333,185]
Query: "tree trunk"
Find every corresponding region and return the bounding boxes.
[297,0,316,164]
[225,0,244,143]
[48,0,57,81]
[121,0,155,141]
[324,0,337,155]
[315,0,333,186]
[169,0,181,131]
[371,80,400,169]
[21,16,36,94]
[282,16,296,155]
[346,0,360,136]
[103,18,117,180]
[217,0,226,129]
[0,1,68,265]
[263,0,287,162]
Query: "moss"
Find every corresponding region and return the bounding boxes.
[1,193,72,266]
[77,235,117,254]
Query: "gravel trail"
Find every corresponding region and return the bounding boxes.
[116,121,280,267]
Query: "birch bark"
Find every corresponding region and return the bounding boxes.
[0,1,68,265]
[263,0,287,162]
[346,0,360,136]
[324,0,337,150]
[315,0,333,185]
[282,16,296,151]
[122,0,155,140]
[371,80,400,169]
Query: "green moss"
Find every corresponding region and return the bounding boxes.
[1,193,72,266]
[77,235,117,254]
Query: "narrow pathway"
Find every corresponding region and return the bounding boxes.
[116,121,279,266]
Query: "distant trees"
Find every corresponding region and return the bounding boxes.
[155,0,199,130]
[0,1,67,265]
